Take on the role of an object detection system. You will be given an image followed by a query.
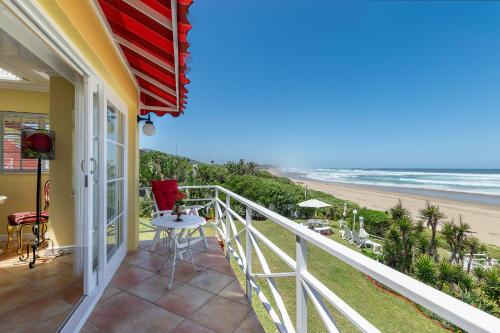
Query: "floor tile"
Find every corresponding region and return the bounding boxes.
[218,280,248,305]
[127,274,182,302]
[89,292,150,331]
[56,253,76,265]
[188,269,234,294]
[0,281,46,315]
[110,264,155,289]
[192,252,226,269]
[234,312,266,333]
[101,285,122,301]
[190,296,250,333]
[19,310,70,333]
[155,284,214,317]
[32,269,81,292]
[80,321,103,333]
[160,261,203,283]
[170,319,216,333]
[81,237,263,333]
[0,297,73,332]
[124,250,155,265]
[116,304,184,333]
[210,260,235,276]
[134,253,167,272]
[54,283,84,305]
[5,260,70,280]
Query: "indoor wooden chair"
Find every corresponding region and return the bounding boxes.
[6,180,50,254]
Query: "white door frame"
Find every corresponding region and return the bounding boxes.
[2,1,133,332]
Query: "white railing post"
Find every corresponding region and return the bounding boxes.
[214,188,219,224]
[245,206,253,304]
[225,194,231,261]
[296,235,308,332]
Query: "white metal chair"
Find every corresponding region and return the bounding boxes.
[149,186,209,251]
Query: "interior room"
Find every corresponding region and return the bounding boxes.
[0,5,83,332]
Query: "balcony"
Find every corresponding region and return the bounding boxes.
[82,235,263,333]
[84,185,498,333]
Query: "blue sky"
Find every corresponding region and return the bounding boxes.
[140,0,500,169]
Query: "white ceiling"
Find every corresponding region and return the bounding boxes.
[0,27,54,92]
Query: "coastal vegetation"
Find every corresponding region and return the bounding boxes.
[139,149,500,325]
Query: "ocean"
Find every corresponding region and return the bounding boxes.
[280,168,500,199]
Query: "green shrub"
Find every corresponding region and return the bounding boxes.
[414,254,437,286]
[357,208,391,237]
[482,266,500,305]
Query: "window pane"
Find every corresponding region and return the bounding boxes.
[106,104,122,143]
[3,134,20,169]
[2,113,49,171]
[117,215,123,247]
[93,228,99,269]
[107,142,123,180]
[107,180,123,222]
[22,158,38,170]
[107,221,116,260]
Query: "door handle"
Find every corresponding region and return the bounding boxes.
[90,157,97,174]
[81,159,86,173]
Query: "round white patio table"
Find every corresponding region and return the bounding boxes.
[0,196,6,255]
[150,214,206,289]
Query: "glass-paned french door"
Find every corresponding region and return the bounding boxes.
[85,78,127,294]
[106,102,125,260]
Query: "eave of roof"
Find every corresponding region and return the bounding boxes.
[97,0,192,117]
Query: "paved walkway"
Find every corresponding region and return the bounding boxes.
[82,237,264,333]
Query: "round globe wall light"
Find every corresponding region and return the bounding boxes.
[137,114,156,136]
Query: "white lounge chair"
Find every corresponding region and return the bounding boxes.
[351,231,382,253]
[351,231,366,247]
[341,225,353,241]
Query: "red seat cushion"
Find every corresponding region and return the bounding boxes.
[8,211,49,225]
[151,180,186,211]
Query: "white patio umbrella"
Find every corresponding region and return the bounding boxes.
[298,199,331,219]
[298,199,331,209]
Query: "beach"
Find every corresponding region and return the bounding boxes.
[267,168,500,246]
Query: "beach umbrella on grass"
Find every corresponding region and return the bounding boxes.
[298,199,331,218]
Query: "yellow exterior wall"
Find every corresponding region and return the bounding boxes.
[36,0,139,250]
[0,89,49,232]
[48,77,75,247]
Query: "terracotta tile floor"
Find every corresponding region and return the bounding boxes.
[83,237,264,333]
[0,238,83,333]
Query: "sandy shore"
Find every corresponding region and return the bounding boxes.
[267,168,500,246]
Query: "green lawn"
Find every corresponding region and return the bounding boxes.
[138,217,447,332]
[230,220,447,333]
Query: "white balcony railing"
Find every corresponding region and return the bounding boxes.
[142,185,499,333]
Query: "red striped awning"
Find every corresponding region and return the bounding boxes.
[97,0,192,117]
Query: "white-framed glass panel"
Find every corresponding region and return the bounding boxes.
[0,112,50,172]
[105,99,126,263]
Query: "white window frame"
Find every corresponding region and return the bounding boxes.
[0,111,50,173]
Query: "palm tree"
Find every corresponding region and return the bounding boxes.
[441,217,472,264]
[464,236,482,273]
[455,216,471,263]
[395,216,414,273]
[418,201,445,257]
[389,199,410,221]
[383,200,415,273]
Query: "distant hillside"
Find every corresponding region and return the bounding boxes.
[139,148,204,165]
